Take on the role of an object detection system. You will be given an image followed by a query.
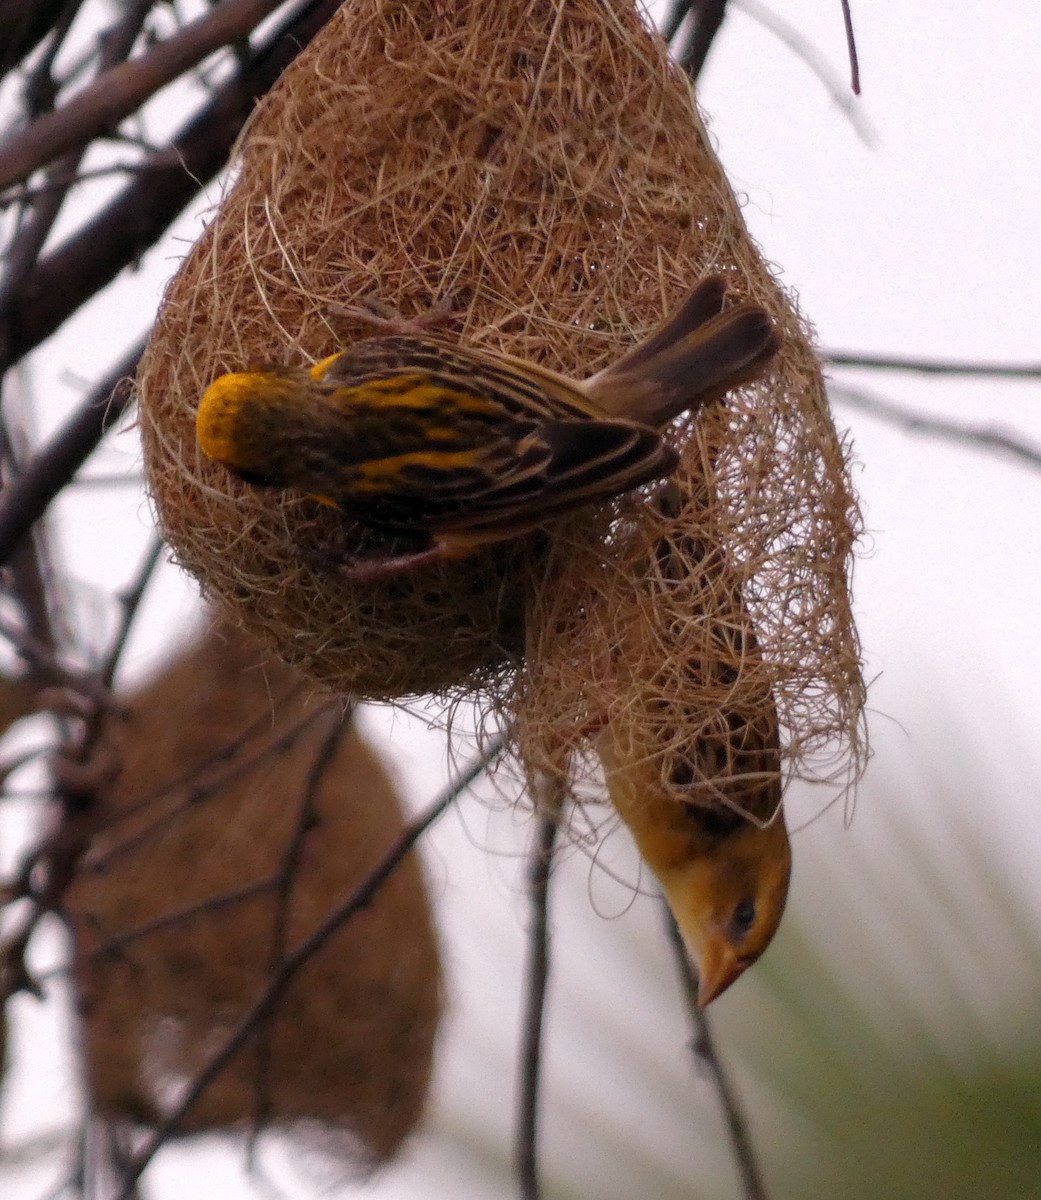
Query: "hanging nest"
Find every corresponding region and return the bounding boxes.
[138,0,865,805]
[67,621,441,1169]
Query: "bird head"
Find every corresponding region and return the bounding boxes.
[660,814,791,1006]
[196,368,310,486]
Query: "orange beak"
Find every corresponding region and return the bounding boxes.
[695,939,743,1007]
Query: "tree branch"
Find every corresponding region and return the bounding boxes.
[665,907,770,1200]
[4,0,345,367]
[840,0,860,95]
[0,0,82,91]
[671,1,731,82]
[0,337,143,566]
[830,381,1041,471]
[825,351,1041,378]
[732,0,874,144]
[0,0,284,193]
[0,0,154,327]
[516,777,564,1200]
[249,708,353,1152]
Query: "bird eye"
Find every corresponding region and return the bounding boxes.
[730,898,757,938]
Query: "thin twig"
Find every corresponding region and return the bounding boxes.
[4,0,345,366]
[62,472,144,488]
[0,160,165,209]
[0,0,81,85]
[86,678,311,830]
[1,674,319,1001]
[0,149,83,323]
[29,874,286,989]
[16,0,85,115]
[0,406,62,673]
[0,338,143,566]
[829,381,1041,471]
[99,535,165,689]
[516,775,565,1200]
[659,0,692,44]
[0,0,154,326]
[88,704,333,871]
[0,616,119,709]
[4,533,57,661]
[112,734,505,1199]
[840,0,860,95]
[249,707,353,1155]
[87,876,280,963]
[731,0,874,145]
[665,907,770,1200]
[0,803,99,999]
[673,1,730,82]
[0,0,283,192]
[825,350,1041,378]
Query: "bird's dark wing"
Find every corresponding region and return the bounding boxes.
[308,337,676,535]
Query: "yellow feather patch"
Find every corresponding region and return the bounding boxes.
[309,352,343,380]
[196,373,274,467]
[349,448,483,493]
[324,377,500,416]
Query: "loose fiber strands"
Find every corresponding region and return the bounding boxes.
[138,0,865,804]
[69,622,440,1168]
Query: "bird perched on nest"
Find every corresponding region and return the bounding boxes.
[594,482,791,1006]
[196,277,779,579]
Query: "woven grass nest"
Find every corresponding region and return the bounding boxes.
[68,621,441,1167]
[139,0,866,805]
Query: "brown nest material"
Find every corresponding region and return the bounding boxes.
[139,0,866,806]
[68,622,441,1168]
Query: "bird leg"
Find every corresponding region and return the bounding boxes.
[296,525,463,584]
[333,543,452,584]
[300,519,542,582]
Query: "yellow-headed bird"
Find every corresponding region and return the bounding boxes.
[596,483,790,1005]
[196,278,778,577]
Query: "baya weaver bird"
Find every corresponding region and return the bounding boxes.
[196,277,779,579]
[595,482,790,1005]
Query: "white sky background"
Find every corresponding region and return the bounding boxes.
[2,1,1041,1197]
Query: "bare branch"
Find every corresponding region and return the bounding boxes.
[0,0,155,323]
[0,0,284,193]
[830,381,1041,471]
[249,708,354,1151]
[825,350,1041,379]
[840,0,860,95]
[1,0,85,100]
[0,616,121,710]
[4,0,345,367]
[665,907,770,1200]
[516,776,565,1200]
[732,0,874,144]
[660,0,690,44]
[84,677,307,826]
[82,876,280,967]
[0,380,63,668]
[0,160,163,209]
[87,705,332,871]
[96,535,165,693]
[670,1,731,82]
[0,337,143,567]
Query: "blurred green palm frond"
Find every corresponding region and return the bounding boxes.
[715,731,1041,1200]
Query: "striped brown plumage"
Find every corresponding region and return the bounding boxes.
[196,277,778,571]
